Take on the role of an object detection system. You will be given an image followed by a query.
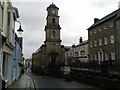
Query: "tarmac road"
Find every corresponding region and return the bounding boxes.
[25,68,99,90]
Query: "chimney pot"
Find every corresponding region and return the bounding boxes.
[94,18,99,23]
[79,37,83,43]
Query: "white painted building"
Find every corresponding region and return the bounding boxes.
[74,38,88,63]
[0,1,3,89]
[65,46,74,65]
[1,0,20,87]
[0,0,3,72]
[65,37,89,65]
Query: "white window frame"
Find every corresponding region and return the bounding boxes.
[104,37,108,45]
[90,42,93,48]
[70,52,73,56]
[0,4,3,30]
[94,53,97,60]
[110,35,114,44]
[94,30,97,34]
[110,22,113,28]
[90,54,93,60]
[99,39,102,46]
[90,31,92,35]
[75,52,79,57]
[105,52,108,60]
[99,29,101,32]
[94,40,97,47]
[80,51,85,56]
[104,25,107,30]
[111,52,115,60]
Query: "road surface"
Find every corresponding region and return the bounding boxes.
[25,68,99,90]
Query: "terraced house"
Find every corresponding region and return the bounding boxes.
[87,7,120,67]
[0,1,3,89]
[0,0,23,87]
[65,37,88,66]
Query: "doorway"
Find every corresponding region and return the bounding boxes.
[98,51,104,64]
[51,55,57,64]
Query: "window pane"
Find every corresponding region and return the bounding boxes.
[110,35,114,44]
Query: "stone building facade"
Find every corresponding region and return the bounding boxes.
[32,3,65,74]
[65,46,74,65]
[0,0,23,87]
[87,8,120,65]
[74,38,88,63]
[65,37,88,65]
[0,1,3,89]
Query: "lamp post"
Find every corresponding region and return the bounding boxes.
[16,20,24,34]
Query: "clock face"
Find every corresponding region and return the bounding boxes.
[52,10,55,14]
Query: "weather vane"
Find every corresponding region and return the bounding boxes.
[52,0,54,4]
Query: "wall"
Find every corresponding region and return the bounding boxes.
[1,1,20,87]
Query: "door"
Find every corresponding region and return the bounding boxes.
[51,55,56,64]
[98,51,104,64]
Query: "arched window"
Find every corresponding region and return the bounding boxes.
[52,18,55,23]
[52,31,55,39]
[80,51,85,56]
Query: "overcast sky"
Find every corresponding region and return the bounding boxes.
[12,0,120,59]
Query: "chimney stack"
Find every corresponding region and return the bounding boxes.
[94,18,99,23]
[79,37,82,43]
[72,43,75,48]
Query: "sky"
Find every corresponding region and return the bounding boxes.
[11,0,120,59]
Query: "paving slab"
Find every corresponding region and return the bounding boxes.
[7,74,34,89]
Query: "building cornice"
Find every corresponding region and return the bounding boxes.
[7,6,19,20]
[5,41,15,50]
[44,39,62,43]
[45,25,61,31]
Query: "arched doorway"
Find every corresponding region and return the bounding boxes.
[49,52,58,64]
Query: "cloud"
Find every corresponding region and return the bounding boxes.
[12,0,120,58]
[89,0,116,8]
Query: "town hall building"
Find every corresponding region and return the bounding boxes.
[32,3,65,74]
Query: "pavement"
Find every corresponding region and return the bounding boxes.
[7,74,35,89]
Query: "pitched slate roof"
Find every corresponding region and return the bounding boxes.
[33,48,41,54]
[87,9,118,30]
[76,40,88,47]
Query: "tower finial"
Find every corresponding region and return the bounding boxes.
[52,0,54,4]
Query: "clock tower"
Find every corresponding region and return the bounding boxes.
[44,3,64,66]
[45,3,61,43]
[32,3,65,75]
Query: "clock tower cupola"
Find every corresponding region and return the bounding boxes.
[45,3,61,43]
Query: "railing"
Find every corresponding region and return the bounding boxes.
[70,61,120,77]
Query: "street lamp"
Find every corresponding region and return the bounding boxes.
[16,20,24,34]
